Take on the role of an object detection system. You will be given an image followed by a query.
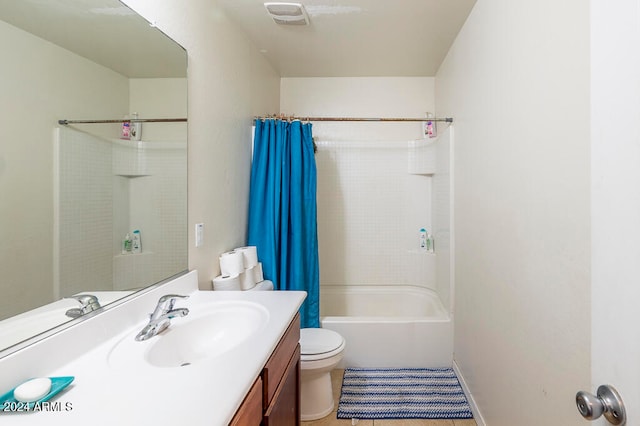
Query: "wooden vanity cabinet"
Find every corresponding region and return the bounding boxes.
[229,313,301,426]
[230,377,263,426]
[262,313,300,425]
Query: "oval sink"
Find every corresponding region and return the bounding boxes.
[108,301,269,369]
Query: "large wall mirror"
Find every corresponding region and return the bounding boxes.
[0,0,188,357]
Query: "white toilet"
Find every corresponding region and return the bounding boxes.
[299,327,346,421]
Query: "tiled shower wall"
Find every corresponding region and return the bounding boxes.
[281,77,451,302]
[316,139,436,289]
[112,140,187,290]
[55,127,186,296]
[55,127,113,297]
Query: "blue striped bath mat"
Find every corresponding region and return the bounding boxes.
[337,367,473,420]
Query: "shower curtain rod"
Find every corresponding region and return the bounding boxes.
[254,115,453,123]
[58,118,187,125]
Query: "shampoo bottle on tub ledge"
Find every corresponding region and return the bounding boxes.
[419,228,427,251]
[132,230,141,254]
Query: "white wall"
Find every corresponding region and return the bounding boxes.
[0,19,129,320]
[591,0,640,421]
[282,77,435,141]
[435,1,591,425]
[122,0,281,288]
[129,78,187,141]
[281,78,445,296]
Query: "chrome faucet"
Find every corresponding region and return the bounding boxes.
[65,294,101,318]
[135,294,189,341]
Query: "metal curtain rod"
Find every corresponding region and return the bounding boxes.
[254,115,453,123]
[58,118,187,125]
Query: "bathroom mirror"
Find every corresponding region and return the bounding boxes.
[0,0,188,357]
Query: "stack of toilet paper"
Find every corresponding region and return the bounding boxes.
[212,246,265,291]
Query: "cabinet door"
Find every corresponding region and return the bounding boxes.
[262,314,300,409]
[263,345,300,426]
[229,377,262,426]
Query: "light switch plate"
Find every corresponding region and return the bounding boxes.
[195,223,204,248]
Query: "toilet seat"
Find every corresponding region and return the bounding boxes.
[300,328,345,361]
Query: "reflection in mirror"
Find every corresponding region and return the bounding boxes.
[0,0,187,357]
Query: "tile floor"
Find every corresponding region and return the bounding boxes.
[301,369,477,426]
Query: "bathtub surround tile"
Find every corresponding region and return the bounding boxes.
[57,127,113,296]
[56,128,187,297]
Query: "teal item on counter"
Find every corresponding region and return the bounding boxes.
[0,376,74,411]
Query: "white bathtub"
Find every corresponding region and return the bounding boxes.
[320,285,453,368]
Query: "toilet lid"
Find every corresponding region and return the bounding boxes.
[299,328,344,355]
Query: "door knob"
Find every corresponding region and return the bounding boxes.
[576,385,626,425]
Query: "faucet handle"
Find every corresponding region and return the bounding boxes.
[69,294,98,304]
[158,294,189,303]
[156,294,189,311]
[66,294,101,317]
[136,295,190,341]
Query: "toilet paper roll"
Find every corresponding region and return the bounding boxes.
[212,274,241,291]
[219,250,244,276]
[239,270,256,291]
[235,246,258,268]
[247,262,264,283]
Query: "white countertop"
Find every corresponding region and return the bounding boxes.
[0,291,133,350]
[0,271,306,425]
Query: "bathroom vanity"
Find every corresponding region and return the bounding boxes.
[232,313,300,425]
[0,271,305,426]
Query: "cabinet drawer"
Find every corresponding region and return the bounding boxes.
[263,345,300,426]
[229,376,262,426]
[262,313,300,408]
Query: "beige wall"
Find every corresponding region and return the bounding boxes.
[122,0,281,289]
[129,78,187,141]
[436,1,590,425]
[0,19,129,320]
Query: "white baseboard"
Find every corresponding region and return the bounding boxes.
[453,359,486,426]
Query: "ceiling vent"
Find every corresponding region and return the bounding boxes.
[264,2,310,26]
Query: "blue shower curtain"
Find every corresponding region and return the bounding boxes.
[247,119,319,328]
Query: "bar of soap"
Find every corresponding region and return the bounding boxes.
[13,378,52,403]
